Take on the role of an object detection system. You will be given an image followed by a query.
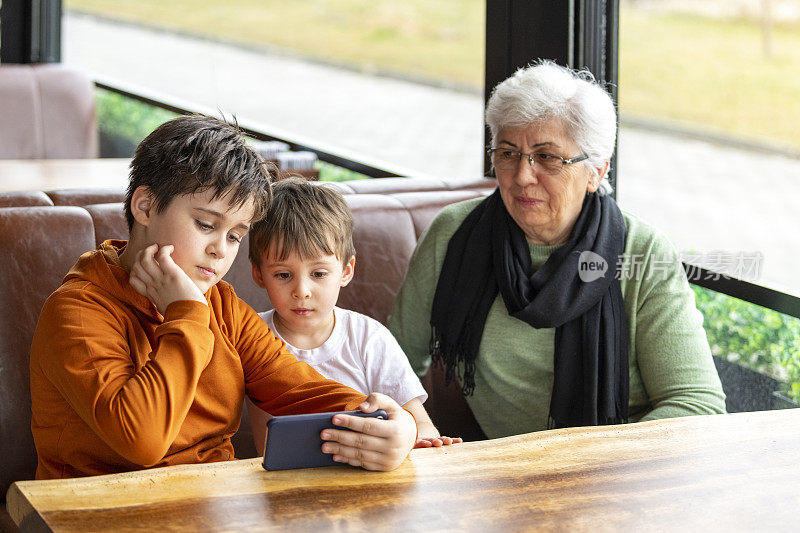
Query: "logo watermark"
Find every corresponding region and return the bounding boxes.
[679,251,763,282]
[576,251,763,282]
[578,251,608,282]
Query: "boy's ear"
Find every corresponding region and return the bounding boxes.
[251,263,267,289]
[130,186,156,227]
[340,256,356,287]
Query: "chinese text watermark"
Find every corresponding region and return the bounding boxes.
[577,251,763,282]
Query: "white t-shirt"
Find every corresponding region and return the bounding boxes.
[247,307,427,455]
[259,307,427,405]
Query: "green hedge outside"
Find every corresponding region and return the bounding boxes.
[95,88,178,157]
[314,161,370,182]
[96,88,371,183]
[693,285,800,402]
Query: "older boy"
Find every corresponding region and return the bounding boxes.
[29,115,416,478]
[248,177,460,451]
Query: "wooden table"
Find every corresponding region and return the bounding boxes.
[0,159,130,192]
[7,410,800,531]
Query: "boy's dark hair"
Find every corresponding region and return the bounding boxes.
[125,114,274,230]
[249,177,355,267]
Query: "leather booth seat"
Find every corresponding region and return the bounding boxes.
[0,206,97,531]
[0,65,98,160]
[0,180,494,524]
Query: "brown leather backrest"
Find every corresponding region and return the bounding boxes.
[0,65,98,159]
[82,203,129,247]
[0,191,54,208]
[344,176,496,194]
[222,233,270,313]
[338,194,417,325]
[0,206,96,499]
[445,176,497,191]
[46,188,126,207]
[345,176,449,194]
[317,181,355,195]
[389,190,487,238]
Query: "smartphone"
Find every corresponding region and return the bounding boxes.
[262,409,388,471]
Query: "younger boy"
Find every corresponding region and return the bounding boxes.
[248,177,460,451]
[29,115,417,478]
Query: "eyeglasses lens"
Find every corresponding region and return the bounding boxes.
[493,150,562,174]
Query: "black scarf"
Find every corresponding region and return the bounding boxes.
[429,188,629,428]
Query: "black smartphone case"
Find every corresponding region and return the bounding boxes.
[262,409,388,471]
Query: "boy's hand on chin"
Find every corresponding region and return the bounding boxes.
[320,392,417,472]
[129,244,207,315]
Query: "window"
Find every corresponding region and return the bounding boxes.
[617,0,800,291]
[62,0,487,179]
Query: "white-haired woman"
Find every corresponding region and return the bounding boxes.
[388,61,725,436]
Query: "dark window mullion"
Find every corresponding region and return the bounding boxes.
[0,0,61,63]
[484,0,572,175]
[576,0,619,195]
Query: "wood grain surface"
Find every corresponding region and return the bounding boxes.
[7,410,800,532]
[0,159,130,192]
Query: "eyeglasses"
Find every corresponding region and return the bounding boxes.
[488,147,588,175]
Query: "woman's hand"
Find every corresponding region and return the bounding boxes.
[320,392,416,471]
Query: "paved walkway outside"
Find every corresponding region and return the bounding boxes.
[62,12,800,290]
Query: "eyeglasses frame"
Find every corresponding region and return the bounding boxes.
[487,147,589,173]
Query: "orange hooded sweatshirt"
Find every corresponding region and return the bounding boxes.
[30,240,367,479]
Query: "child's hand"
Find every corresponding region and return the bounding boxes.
[129,244,207,315]
[320,392,416,471]
[413,436,463,449]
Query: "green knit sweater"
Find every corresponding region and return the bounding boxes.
[388,197,726,438]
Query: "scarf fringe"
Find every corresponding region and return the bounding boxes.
[430,326,476,396]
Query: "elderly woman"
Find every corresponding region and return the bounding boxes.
[388,61,725,436]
